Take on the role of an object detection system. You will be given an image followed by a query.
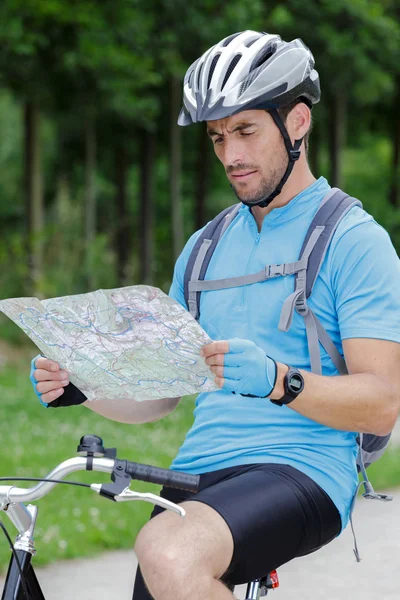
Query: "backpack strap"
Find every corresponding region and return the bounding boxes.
[302,188,362,299]
[279,188,362,375]
[276,189,393,544]
[184,204,241,319]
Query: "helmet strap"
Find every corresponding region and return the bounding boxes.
[241,108,303,208]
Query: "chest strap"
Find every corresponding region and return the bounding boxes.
[188,257,308,294]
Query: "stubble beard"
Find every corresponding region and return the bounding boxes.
[230,141,288,206]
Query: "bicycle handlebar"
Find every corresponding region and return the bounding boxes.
[0,457,114,505]
[124,461,200,492]
[0,437,200,509]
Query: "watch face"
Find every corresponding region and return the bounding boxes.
[288,373,303,393]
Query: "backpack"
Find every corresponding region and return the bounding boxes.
[183,187,393,558]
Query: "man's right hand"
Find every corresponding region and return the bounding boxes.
[30,355,70,406]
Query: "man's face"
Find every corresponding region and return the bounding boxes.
[206,110,287,205]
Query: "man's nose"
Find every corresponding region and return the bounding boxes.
[222,139,244,168]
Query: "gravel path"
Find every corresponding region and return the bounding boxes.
[1,430,399,599]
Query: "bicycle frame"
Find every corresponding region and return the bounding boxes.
[242,571,279,599]
[2,549,45,600]
[1,504,45,600]
[1,505,278,600]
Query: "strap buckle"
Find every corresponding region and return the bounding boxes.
[363,491,393,502]
[267,264,286,278]
[290,149,301,161]
[295,295,308,315]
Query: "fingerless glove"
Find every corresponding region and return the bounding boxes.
[30,355,87,408]
[47,382,87,408]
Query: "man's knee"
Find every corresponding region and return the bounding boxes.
[135,518,181,575]
[134,501,234,580]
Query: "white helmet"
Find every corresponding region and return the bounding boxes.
[178,30,320,126]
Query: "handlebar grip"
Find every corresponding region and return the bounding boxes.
[125,461,200,493]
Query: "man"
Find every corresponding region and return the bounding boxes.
[31,31,400,600]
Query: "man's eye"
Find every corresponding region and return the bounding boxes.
[240,131,254,136]
[213,137,223,145]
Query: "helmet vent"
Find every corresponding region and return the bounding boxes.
[197,62,204,89]
[238,65,262,96]
[221,33,241,47]
[221,54,242,90]
[245,36,260,48]
[250,42,277,71]
[207,54,221,88]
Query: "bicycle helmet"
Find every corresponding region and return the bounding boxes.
[177,31,320,207]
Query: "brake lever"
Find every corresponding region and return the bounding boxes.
[90,484,185,517]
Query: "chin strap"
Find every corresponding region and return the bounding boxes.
[242,108,303,209]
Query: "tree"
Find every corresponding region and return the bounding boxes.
[0,0,161,291]
[269,0,400,186]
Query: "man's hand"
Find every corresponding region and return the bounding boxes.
[30,355,70,406]
[201,338,277,398]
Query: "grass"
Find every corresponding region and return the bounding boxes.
[0,336,399,574]
[364,445,400,491]
[0,339,196,572]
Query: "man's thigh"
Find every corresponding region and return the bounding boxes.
[133,463,341,593]
[186,463,341,585]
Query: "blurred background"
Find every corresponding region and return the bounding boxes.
[0,0,399,576]
[1,0,400,303]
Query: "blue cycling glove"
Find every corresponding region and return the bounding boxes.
[222,338,277,398]
[30,355,49,407]
[30,355,87,408]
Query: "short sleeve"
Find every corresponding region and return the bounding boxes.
[168,226,207,309]
[328,217,400,342]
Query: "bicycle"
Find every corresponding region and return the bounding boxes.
[0,434,279,600]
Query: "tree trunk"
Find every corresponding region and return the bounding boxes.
[24,102,43,295]
[195,128,210,230]
[139,129,155,284]
[170,76,184,259]
[84,113,97,289]
[115,142,130,285]
[328,90,347,188]
[389,78,400,207]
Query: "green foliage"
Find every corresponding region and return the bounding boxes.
[0,90,23,210]
[342,136,397,228]
[269,0,400,106]
[0,0,162,124]
[367,445,400,491]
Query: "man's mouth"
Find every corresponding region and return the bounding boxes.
[230,170,257,180]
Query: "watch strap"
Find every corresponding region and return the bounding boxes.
[271,366,304,407]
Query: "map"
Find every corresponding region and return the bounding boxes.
[0,286,219,401]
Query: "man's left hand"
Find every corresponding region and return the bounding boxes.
[201,338,277,398]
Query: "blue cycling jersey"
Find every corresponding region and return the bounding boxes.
[168,176,400,530]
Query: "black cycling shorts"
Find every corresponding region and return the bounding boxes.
[132,463,341,597]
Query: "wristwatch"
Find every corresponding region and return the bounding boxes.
[270,366,304,407]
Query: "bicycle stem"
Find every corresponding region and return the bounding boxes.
[3,503,35,537]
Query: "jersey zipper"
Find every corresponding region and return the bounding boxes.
[240,230,261,308]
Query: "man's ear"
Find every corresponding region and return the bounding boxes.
[287,102,311,142]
